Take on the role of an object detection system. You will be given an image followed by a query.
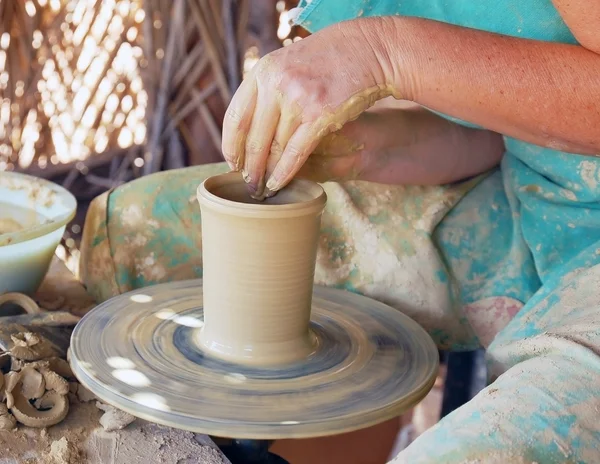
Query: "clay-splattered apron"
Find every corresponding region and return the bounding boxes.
[80,0,600,461]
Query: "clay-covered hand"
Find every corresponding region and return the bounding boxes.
[293,110,393,183]
[221,20,397,198]
[292,104,507,187]
[295,127,367,184]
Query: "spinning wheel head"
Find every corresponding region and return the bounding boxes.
[69,281,438,439]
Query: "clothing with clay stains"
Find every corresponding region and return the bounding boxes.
[291,0,600,307]
[295,0,600,462]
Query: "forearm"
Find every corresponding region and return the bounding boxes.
[362,16,600,154]
[357,107,504,185]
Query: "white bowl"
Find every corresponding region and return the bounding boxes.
[0,171,77,295]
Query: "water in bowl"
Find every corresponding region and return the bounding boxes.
[0,202,47,235]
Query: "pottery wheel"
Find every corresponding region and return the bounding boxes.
[70,279,438,439]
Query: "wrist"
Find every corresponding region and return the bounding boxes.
[356,16,422,101]
[333,18,398,95]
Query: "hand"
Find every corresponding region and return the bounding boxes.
[295,128,366,183]
[297,104,506,187]
[294,109,392,183]
[221,20,397,198]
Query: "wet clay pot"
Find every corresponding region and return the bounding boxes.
[196,172,327,366]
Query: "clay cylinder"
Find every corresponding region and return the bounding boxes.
[196,172,327,366]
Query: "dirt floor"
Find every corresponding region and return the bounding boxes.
[0,401,229,464]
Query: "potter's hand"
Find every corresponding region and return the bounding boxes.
[297,104,506,187]
[293,111,386,183]
[221,20,396,198]
[295,129,366,183]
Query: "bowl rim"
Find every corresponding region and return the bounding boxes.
[0,171,77,248]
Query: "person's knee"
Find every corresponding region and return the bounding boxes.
[392,353,600,463]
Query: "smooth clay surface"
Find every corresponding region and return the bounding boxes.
[196,172,327,366]
[69,279,439,440]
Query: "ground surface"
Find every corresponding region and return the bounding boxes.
[0,401,229,464]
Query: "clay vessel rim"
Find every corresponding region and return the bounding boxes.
[197,172,326,217]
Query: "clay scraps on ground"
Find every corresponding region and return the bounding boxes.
[46,437,81,464]
[0,401,229,464]
[0,329,229,463]
[73,382,96,403]
[1,330,137,435]
[8,331,56,360]
[95,401,136,432]
[1,331,72,429]
[68,382,135,432]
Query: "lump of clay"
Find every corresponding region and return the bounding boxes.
[8,345,40,361]
[11,332,39,347]
[0,403,16,430]
[45,357,74,380]
[9,332,54,361]
[3,371,21,409]
[20,366,45,399]
[75,384,96,403]
[11,357,48,373]
[12,357,73,381]
[11,390,69,428]
[41,369,69,395]
[10,358,27,372]
[96,402,136,431]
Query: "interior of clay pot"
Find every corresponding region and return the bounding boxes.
[201,172,325,210]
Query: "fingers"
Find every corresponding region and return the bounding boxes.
[266,123,324,192]
[264,106,301,189]
[242,88,280,197]
[222,76,257,171]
